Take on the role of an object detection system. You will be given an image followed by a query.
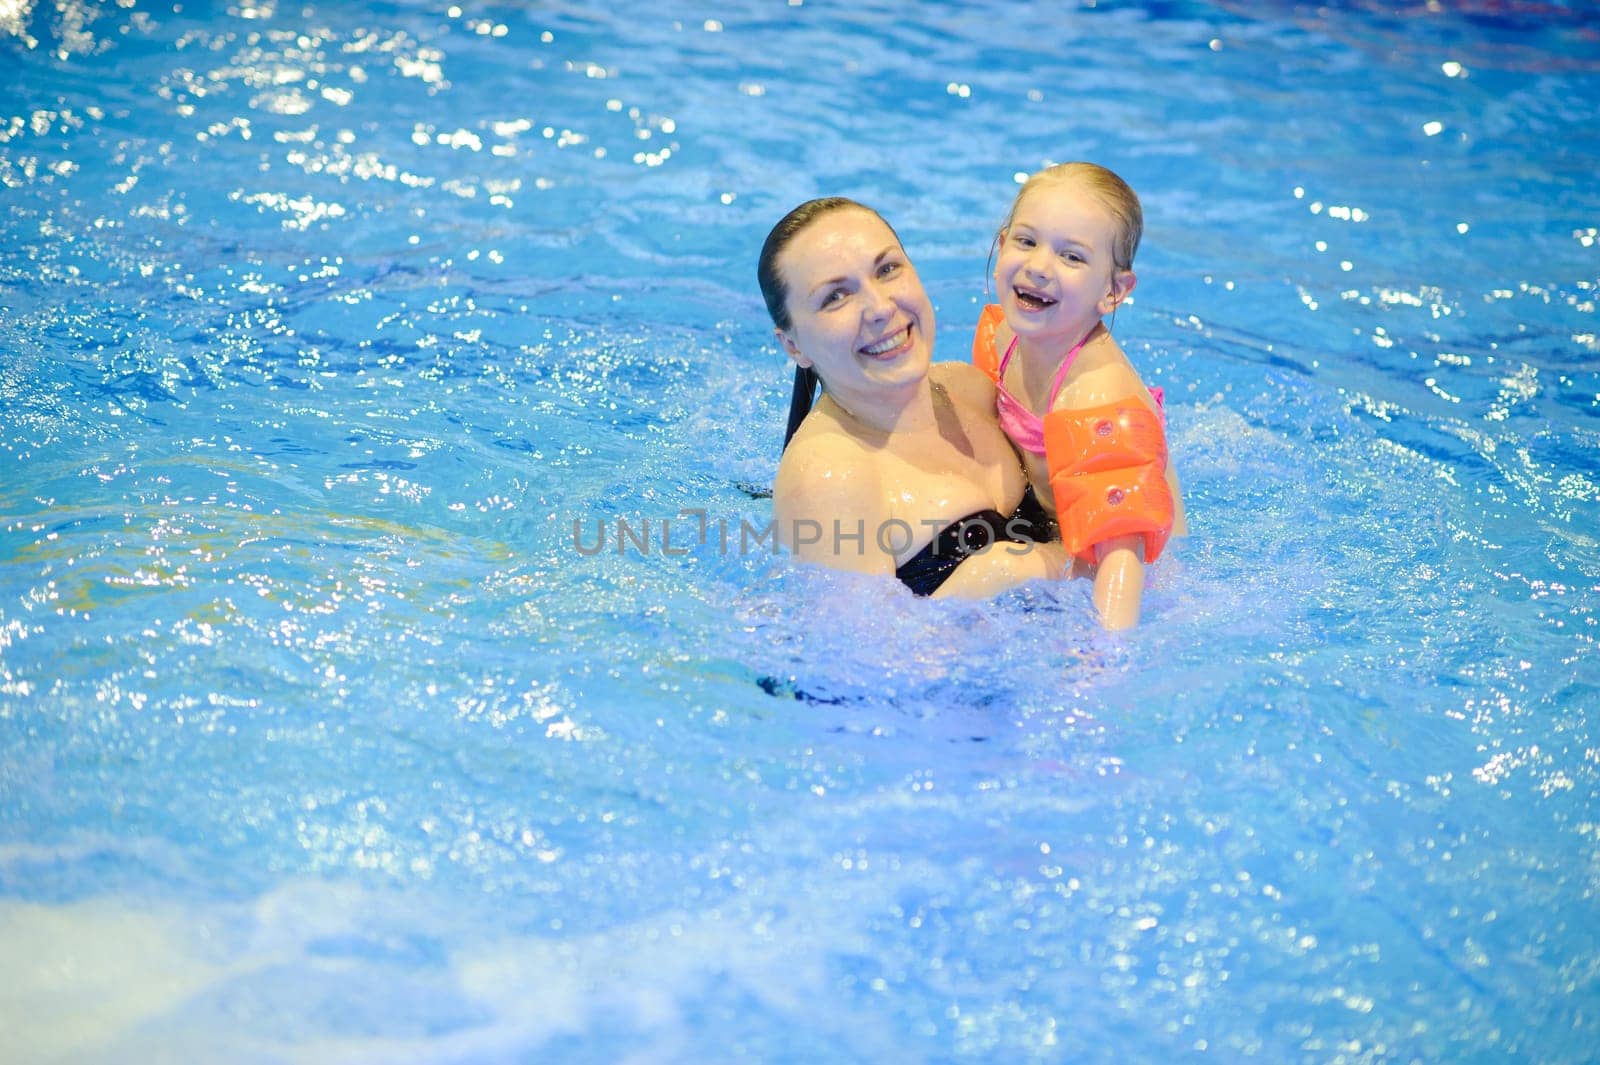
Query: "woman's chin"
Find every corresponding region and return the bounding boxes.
[862,345,930,387]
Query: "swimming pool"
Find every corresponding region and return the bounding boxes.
[2,0,1597,1059]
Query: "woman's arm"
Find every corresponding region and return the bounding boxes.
[933,539,1070,599]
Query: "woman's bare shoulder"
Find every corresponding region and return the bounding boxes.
[772,421,894,567]
[774,419,881,520]
[932,360,997,408]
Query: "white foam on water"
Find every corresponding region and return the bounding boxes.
[0,862,911,1063]
[0,897,232,1064]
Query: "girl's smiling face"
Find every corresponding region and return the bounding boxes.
[776,208,934,400]
[995,179,1135,346]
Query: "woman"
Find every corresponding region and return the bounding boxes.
[759,197,1068,597]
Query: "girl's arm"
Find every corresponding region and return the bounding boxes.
[1069,352,1187,538]
[1090,535,1146,630]
[1055,355,1174,630]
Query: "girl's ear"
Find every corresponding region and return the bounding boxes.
[1101,269,1137,315]
[777,327,812,369]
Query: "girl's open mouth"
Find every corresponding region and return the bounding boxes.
[1013,286,1057,311]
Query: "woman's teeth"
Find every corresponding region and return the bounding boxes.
[862,325,911,356]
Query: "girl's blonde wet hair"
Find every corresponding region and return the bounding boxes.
[997,162,1144,274]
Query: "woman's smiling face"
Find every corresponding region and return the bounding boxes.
[994,179,1132,346]
[776,207,935,399]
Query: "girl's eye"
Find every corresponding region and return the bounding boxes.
[1015,235,1034,248]
[1061,250,1084,264]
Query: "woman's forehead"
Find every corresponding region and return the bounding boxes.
[787,208,897,267]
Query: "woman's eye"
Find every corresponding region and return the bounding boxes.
[877,261,901,279]
[821,288,847,307]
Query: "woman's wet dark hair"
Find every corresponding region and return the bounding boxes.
[758,197,902,450]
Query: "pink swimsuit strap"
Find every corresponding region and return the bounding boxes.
[993,326,1166,457]
[993,328,1094,457]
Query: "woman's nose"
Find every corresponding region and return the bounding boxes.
[862,278,895,319]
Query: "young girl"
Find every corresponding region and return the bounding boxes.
[972,162,1186,629]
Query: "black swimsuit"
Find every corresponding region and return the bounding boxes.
[894,486,1054,597]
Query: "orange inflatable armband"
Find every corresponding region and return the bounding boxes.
[1043,400,1174,564]
[971,304,1005,383]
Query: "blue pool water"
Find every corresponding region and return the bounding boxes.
[3,0,1598,1060]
